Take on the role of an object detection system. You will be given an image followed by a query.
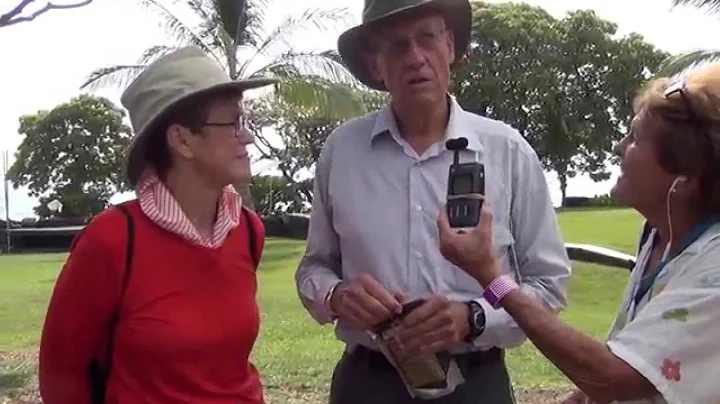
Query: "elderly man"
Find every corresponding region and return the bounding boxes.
[295,0,571,402]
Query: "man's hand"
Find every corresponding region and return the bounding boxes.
[437,202,501,287]
[330,274,403,330]
[392,295,469,356]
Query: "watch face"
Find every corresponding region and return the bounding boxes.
[475,311,485,327]
[472,304,486,332]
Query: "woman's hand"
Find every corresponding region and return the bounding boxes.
[562,389,591,404]
[437,202,502,287]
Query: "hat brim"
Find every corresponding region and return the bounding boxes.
[338,0,472,91]
[125,77,277,188]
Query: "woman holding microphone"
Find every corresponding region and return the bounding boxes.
[397,61,720,404]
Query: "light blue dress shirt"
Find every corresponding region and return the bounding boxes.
[295,96,571,353]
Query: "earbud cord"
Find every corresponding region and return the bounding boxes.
[638,177,679,286]
[662,178,680,261]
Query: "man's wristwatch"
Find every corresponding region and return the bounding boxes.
[464,300,486,342]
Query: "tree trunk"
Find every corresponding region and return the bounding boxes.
[559,173,568,207]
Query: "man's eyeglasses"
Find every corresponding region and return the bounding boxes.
[380,27,448,55]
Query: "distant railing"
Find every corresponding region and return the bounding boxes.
[2,223,638,271]
[565,243,635,271]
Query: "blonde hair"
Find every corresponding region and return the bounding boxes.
[633,61,720,213]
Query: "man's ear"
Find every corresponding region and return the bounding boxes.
[446,28,456,63]
[166,124,194,160]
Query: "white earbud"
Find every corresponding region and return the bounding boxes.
[670,176,688,193]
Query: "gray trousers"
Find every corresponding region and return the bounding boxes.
[329,346,517,404]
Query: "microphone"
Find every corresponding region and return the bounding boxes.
[445,137,485,229]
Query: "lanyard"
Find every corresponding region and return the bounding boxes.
[633,215,720,307]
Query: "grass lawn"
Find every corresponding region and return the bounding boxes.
[0,208,645,402]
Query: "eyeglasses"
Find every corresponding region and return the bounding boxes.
[201,113,249,138]
[664,80,716,168]
[378,27,448,55]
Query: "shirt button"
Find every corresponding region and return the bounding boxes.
[415,205,423,212]
[415,251,423,259]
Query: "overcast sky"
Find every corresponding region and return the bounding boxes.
[1,0,719,219]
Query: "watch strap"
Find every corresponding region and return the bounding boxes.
[482,275,520,309]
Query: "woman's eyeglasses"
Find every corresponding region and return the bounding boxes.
[201,113,249,138]
[664,80,716,167]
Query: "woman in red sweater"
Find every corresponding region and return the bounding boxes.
[38,46,277,404]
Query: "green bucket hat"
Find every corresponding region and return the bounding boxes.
[337,0,472,91]
[120,46,277,188]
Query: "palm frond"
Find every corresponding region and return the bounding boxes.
[185,0,214,23]
[671,0,720,13]
[317,49,348,68]
[192,23,226,55]
[273,75,367,120]
[203,17,236,75]
[81,45,178,91]
[259,63,301,77]
[80,65,148,91]
[137,45,178,64]
[254,50,360,86]
[186,0,224,50]
[266,7,353,52]
[238,7,353,76]
[136,0,217,55]
[657,49,720,77]
[239,0,270,46]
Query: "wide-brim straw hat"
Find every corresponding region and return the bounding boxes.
[120,46,277,188]
[337,0,472,91]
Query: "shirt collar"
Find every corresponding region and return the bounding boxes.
[136,169,242,202]
[135,168,244,248]
[369,94,485,153]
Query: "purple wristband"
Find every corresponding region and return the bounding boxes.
[482,275,520,308]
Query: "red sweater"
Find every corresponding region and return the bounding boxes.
[39,201,265,404]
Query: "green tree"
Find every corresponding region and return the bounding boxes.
[248,84,388,204]
[249,174,309,214]
[79,0,368,208]
[453,2,668,205]
[0,0,92,28]
[248,96,343,206]
[7,94,132,218]
[659,0,720,75]
[34,190,107,219]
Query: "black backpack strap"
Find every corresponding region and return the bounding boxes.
[90,202,135,404]
[106,203,135,361]
[637,220,652,256]
[630,220,653,273]
[242,206,259,268]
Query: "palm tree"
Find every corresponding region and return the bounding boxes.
[672,0,720,12]
[658,0,720,75]
[81,0,367,208]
